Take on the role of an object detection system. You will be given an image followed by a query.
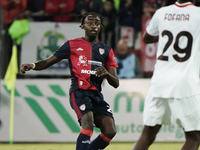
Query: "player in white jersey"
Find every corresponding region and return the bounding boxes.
[133,0,200,150]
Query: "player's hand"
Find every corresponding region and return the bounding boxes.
[20,64,34,74]
[95,66,108,77]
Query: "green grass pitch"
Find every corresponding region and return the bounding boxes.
[1,142,199,150]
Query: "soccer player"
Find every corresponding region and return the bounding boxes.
[21,12,119,150]
[132,0,200,150]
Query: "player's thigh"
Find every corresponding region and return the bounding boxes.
[92,100,116,134]
[184,131,200,142]
[169,94,200,132]
[142,125,161,138]
[95,116,116,131]
[80,111,94,129]
[92,100,114,125]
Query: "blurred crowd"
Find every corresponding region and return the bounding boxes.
[1,0,200,79]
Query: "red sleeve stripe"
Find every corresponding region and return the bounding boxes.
[80,128,93,137]
[106,49,118,68]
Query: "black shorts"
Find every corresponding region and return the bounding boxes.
[70,89,114,123]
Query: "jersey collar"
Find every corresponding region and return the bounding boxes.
[174,2,194,7]
[82,37,99,43]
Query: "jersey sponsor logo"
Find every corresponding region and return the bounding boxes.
[88,60,102,66]
[77,55,87,66]
[76,47,83,51]
[81,69,96,75]
[79,104,86,111]
[99,48,105,55]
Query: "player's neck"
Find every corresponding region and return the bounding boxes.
[84,35,98,43]
[177,0,193,4]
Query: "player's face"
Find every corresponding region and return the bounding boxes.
[84,15,101,37]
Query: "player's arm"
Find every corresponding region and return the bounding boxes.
[21,41,70,74]
[20,55,60,74]
[95,67,119,88]
[143,31,158,44]
[106,67,119,88]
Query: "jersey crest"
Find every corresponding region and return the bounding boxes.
[77,55,87,66]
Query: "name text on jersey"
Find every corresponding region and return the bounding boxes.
[164,13,189,21]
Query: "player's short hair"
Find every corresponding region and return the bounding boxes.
[79,12,105,30]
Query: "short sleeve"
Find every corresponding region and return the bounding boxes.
[53,41,70,59]
[106,48,118,68]
[146,11,159,36]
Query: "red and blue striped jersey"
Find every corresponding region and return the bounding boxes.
[53,37,118,93]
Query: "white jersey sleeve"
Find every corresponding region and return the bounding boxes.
[146,2,200,98]
[146,11,159,36]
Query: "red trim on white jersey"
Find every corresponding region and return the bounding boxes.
[174,2,194,7]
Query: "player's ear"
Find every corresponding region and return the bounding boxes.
[80,24,84,29]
